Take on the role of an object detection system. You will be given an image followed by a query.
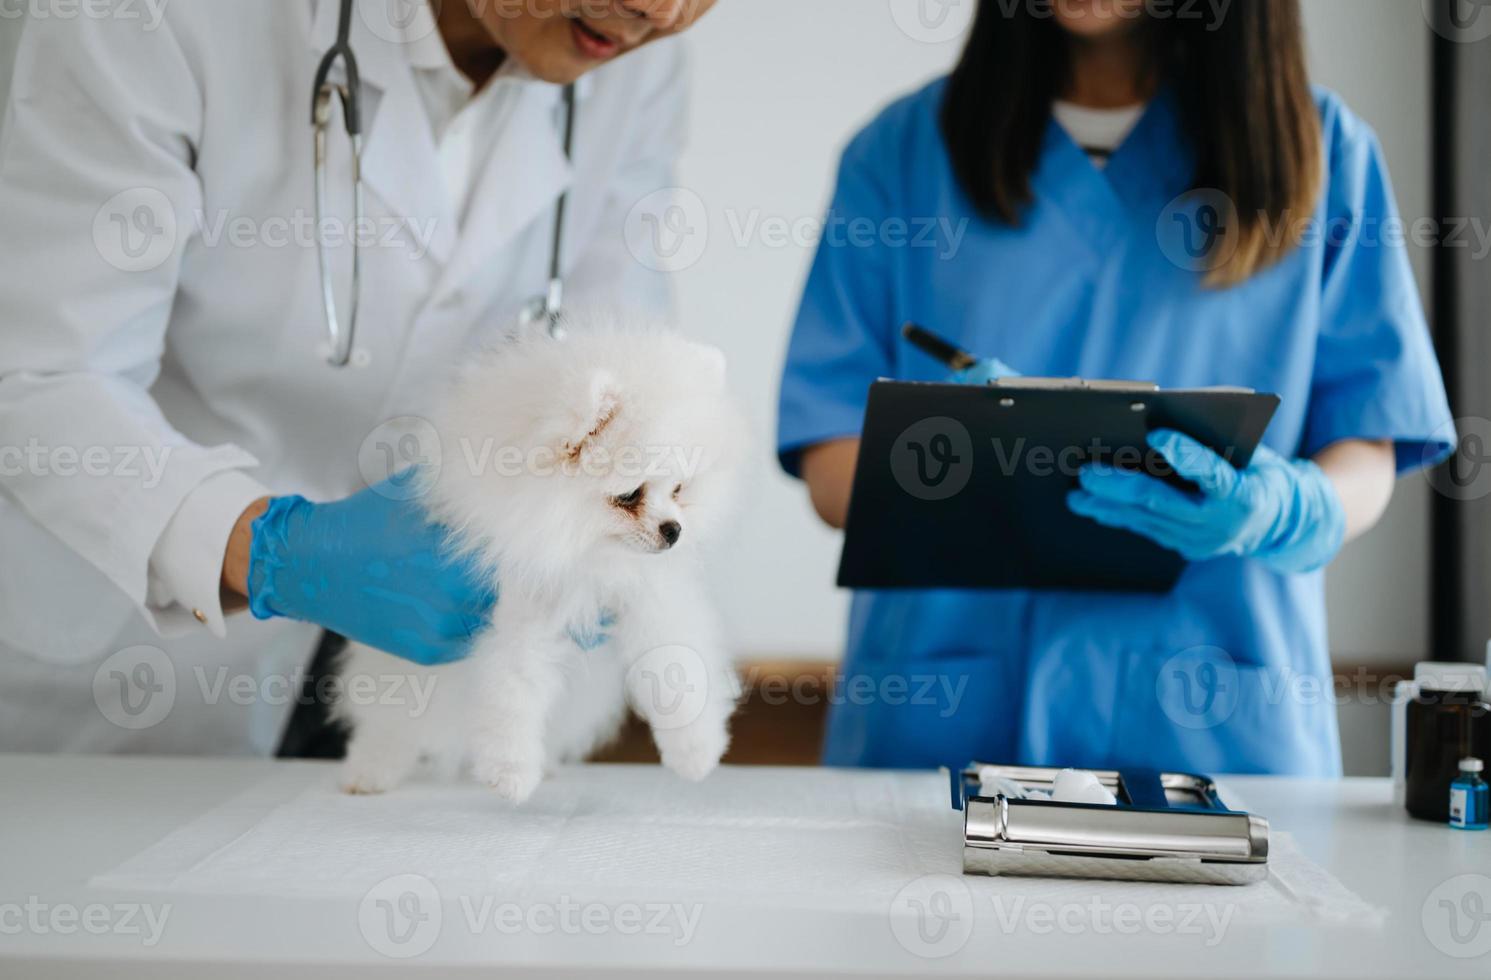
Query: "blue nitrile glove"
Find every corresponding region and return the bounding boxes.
[248,479,609,665]
[951,358,1020,385]
[1067,429,1347,574]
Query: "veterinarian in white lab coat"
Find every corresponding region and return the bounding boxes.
[0,0,715,755]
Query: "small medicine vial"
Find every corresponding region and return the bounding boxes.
[1449,757,1489,831]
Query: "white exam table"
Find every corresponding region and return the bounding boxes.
[0,753,1486,978]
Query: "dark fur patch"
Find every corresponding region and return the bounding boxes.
[612,486,645,515]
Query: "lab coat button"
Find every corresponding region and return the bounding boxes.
[192,608,208,625]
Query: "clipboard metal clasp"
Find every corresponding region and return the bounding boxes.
[990,377,1161,392]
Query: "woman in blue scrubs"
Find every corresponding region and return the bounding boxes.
[777,0,1454,776]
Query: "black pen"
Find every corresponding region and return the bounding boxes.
[901,322,978,373]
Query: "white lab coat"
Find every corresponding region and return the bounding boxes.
[0,0,687,754]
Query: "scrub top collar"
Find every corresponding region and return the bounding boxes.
[1031,87,1196,258]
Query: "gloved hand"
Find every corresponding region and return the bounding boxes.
[950,357,1020,385]
[248,479,609,665]
[1067,429,1346,574]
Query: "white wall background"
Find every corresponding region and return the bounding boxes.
[678,0,1441,671]
[0,0,1434,771]
[0,1,1436,667]
[0,1,1431,666]
[1305,0,1437,669]
[678,0,964,659]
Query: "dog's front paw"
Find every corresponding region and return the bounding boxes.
[340,761,405,796]
[471,749,544,803]
[654,723,728,782]
[488,767,543,803]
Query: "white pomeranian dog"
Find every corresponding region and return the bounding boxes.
[336,313,747,803]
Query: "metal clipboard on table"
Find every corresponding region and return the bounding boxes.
[836,372,1280,593]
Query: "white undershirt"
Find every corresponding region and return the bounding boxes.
[408,28,521,224]
[1051,100,1146,170]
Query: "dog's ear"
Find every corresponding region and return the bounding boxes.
[561,369,621,460]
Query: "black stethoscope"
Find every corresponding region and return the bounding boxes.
[312,0,577,366]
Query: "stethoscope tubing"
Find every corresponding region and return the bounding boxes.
[313,0,364,367]
[313,0,576,365]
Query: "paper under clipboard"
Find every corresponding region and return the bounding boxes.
[836,377,1280,593]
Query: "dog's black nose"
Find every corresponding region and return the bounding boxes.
[659,521,682,547]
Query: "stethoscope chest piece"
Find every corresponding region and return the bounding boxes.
[517,277,569,340]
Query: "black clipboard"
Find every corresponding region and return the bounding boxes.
[836,379,1280,593]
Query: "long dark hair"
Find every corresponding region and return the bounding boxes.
[940,0,1321,286]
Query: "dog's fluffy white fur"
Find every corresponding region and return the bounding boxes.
[336,313,746,803]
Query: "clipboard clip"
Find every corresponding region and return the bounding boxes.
[991,377,1161,392]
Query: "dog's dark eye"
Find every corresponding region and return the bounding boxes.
[672,483,684,499]
[612,486,645,510]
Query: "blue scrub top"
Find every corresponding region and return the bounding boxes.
[777,81,1454,777]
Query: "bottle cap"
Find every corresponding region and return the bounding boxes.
[1460,757,1484,773]
[1414,662,1488,694]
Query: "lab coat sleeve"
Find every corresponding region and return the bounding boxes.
[1302,116,1455,473]
[563,38,689,319]
[0,13,262,633]
[146,471,271,638]
[776,130,898,476]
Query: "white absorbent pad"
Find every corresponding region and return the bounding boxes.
[91,764,1382,928]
